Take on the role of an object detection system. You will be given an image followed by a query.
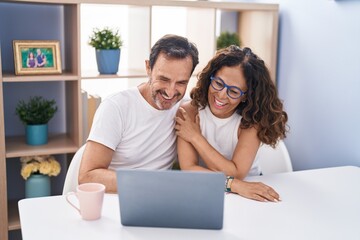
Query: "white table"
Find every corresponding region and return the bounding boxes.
[18,166,360,240]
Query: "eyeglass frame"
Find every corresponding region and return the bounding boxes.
[210,75,247,99]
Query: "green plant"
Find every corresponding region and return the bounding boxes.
[16,96,58,125]
[88,27,123,50]
[216,31,241,50]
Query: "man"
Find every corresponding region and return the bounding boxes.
[36,48,47,67]
[79,34,199,193]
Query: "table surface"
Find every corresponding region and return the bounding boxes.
[18,166,360,240]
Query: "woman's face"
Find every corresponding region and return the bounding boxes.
[207,65,247,118]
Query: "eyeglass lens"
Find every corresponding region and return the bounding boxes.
[211,77,243,99]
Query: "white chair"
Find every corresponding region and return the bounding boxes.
[62,145,86,194]
[256,140,293,174]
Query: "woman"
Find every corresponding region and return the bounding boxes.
[175,45,288,202]
[26,51,37,68]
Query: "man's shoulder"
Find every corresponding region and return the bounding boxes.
[106,87,138,100]
[99,88,139,111]
[179,99,198,119]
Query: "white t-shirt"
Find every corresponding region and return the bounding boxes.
[198,106,261,176]
[88,87,180,170]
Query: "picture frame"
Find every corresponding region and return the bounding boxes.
[13,40,62,75]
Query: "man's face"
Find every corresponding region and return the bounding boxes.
[146,53,193,110]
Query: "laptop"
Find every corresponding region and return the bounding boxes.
[116,169,225,229]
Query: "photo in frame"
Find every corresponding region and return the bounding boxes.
[13,40,62,75]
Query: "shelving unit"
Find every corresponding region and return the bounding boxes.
[0,2,81,240]
[0,1,279,239]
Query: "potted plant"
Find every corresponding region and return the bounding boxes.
[216,31,241,50]
[20,155,61,198]
[89,27,123,74]
[15,96,58,146]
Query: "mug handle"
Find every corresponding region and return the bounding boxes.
[66,192,81,214]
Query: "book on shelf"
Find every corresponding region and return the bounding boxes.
[81,90,88,144]
[81,90,101,144]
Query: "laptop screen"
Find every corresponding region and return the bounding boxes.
[116,169,225,229]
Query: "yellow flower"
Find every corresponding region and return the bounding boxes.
[39,160,52,175]
[20,156,35,164]
[20,155,61,180]
[21,162,40,180]
[48,159,61,176]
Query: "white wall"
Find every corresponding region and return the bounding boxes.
[249,0,360,170]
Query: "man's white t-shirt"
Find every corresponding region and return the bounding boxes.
[88,87,180,170]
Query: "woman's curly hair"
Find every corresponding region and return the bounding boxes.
[190,45,288,147]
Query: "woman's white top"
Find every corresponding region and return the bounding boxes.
[198,106,261,176]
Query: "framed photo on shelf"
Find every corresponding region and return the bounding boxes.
[13,40,62,75]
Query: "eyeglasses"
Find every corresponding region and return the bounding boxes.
[210,76,247,99]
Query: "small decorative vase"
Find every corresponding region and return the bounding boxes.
[25,174,51,198]
[95,49,121,74]
[26,124,48,145]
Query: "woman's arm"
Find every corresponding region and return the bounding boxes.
[177,137,210,172]
[176,102,209,172]
[176,107,259,179]
[176,105,280,202]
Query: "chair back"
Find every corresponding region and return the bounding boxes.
[62,145,86,194]
[256,140,293,174]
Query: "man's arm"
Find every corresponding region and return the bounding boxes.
[78,140,117,193]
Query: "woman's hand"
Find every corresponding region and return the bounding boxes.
[230,178,280,202]
[175,107,202,143]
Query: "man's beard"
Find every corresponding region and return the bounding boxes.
[152,89,180,110]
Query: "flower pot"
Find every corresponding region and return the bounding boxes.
[95,49,121,74]
[26,124,48,146]
[25,174,51,198]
